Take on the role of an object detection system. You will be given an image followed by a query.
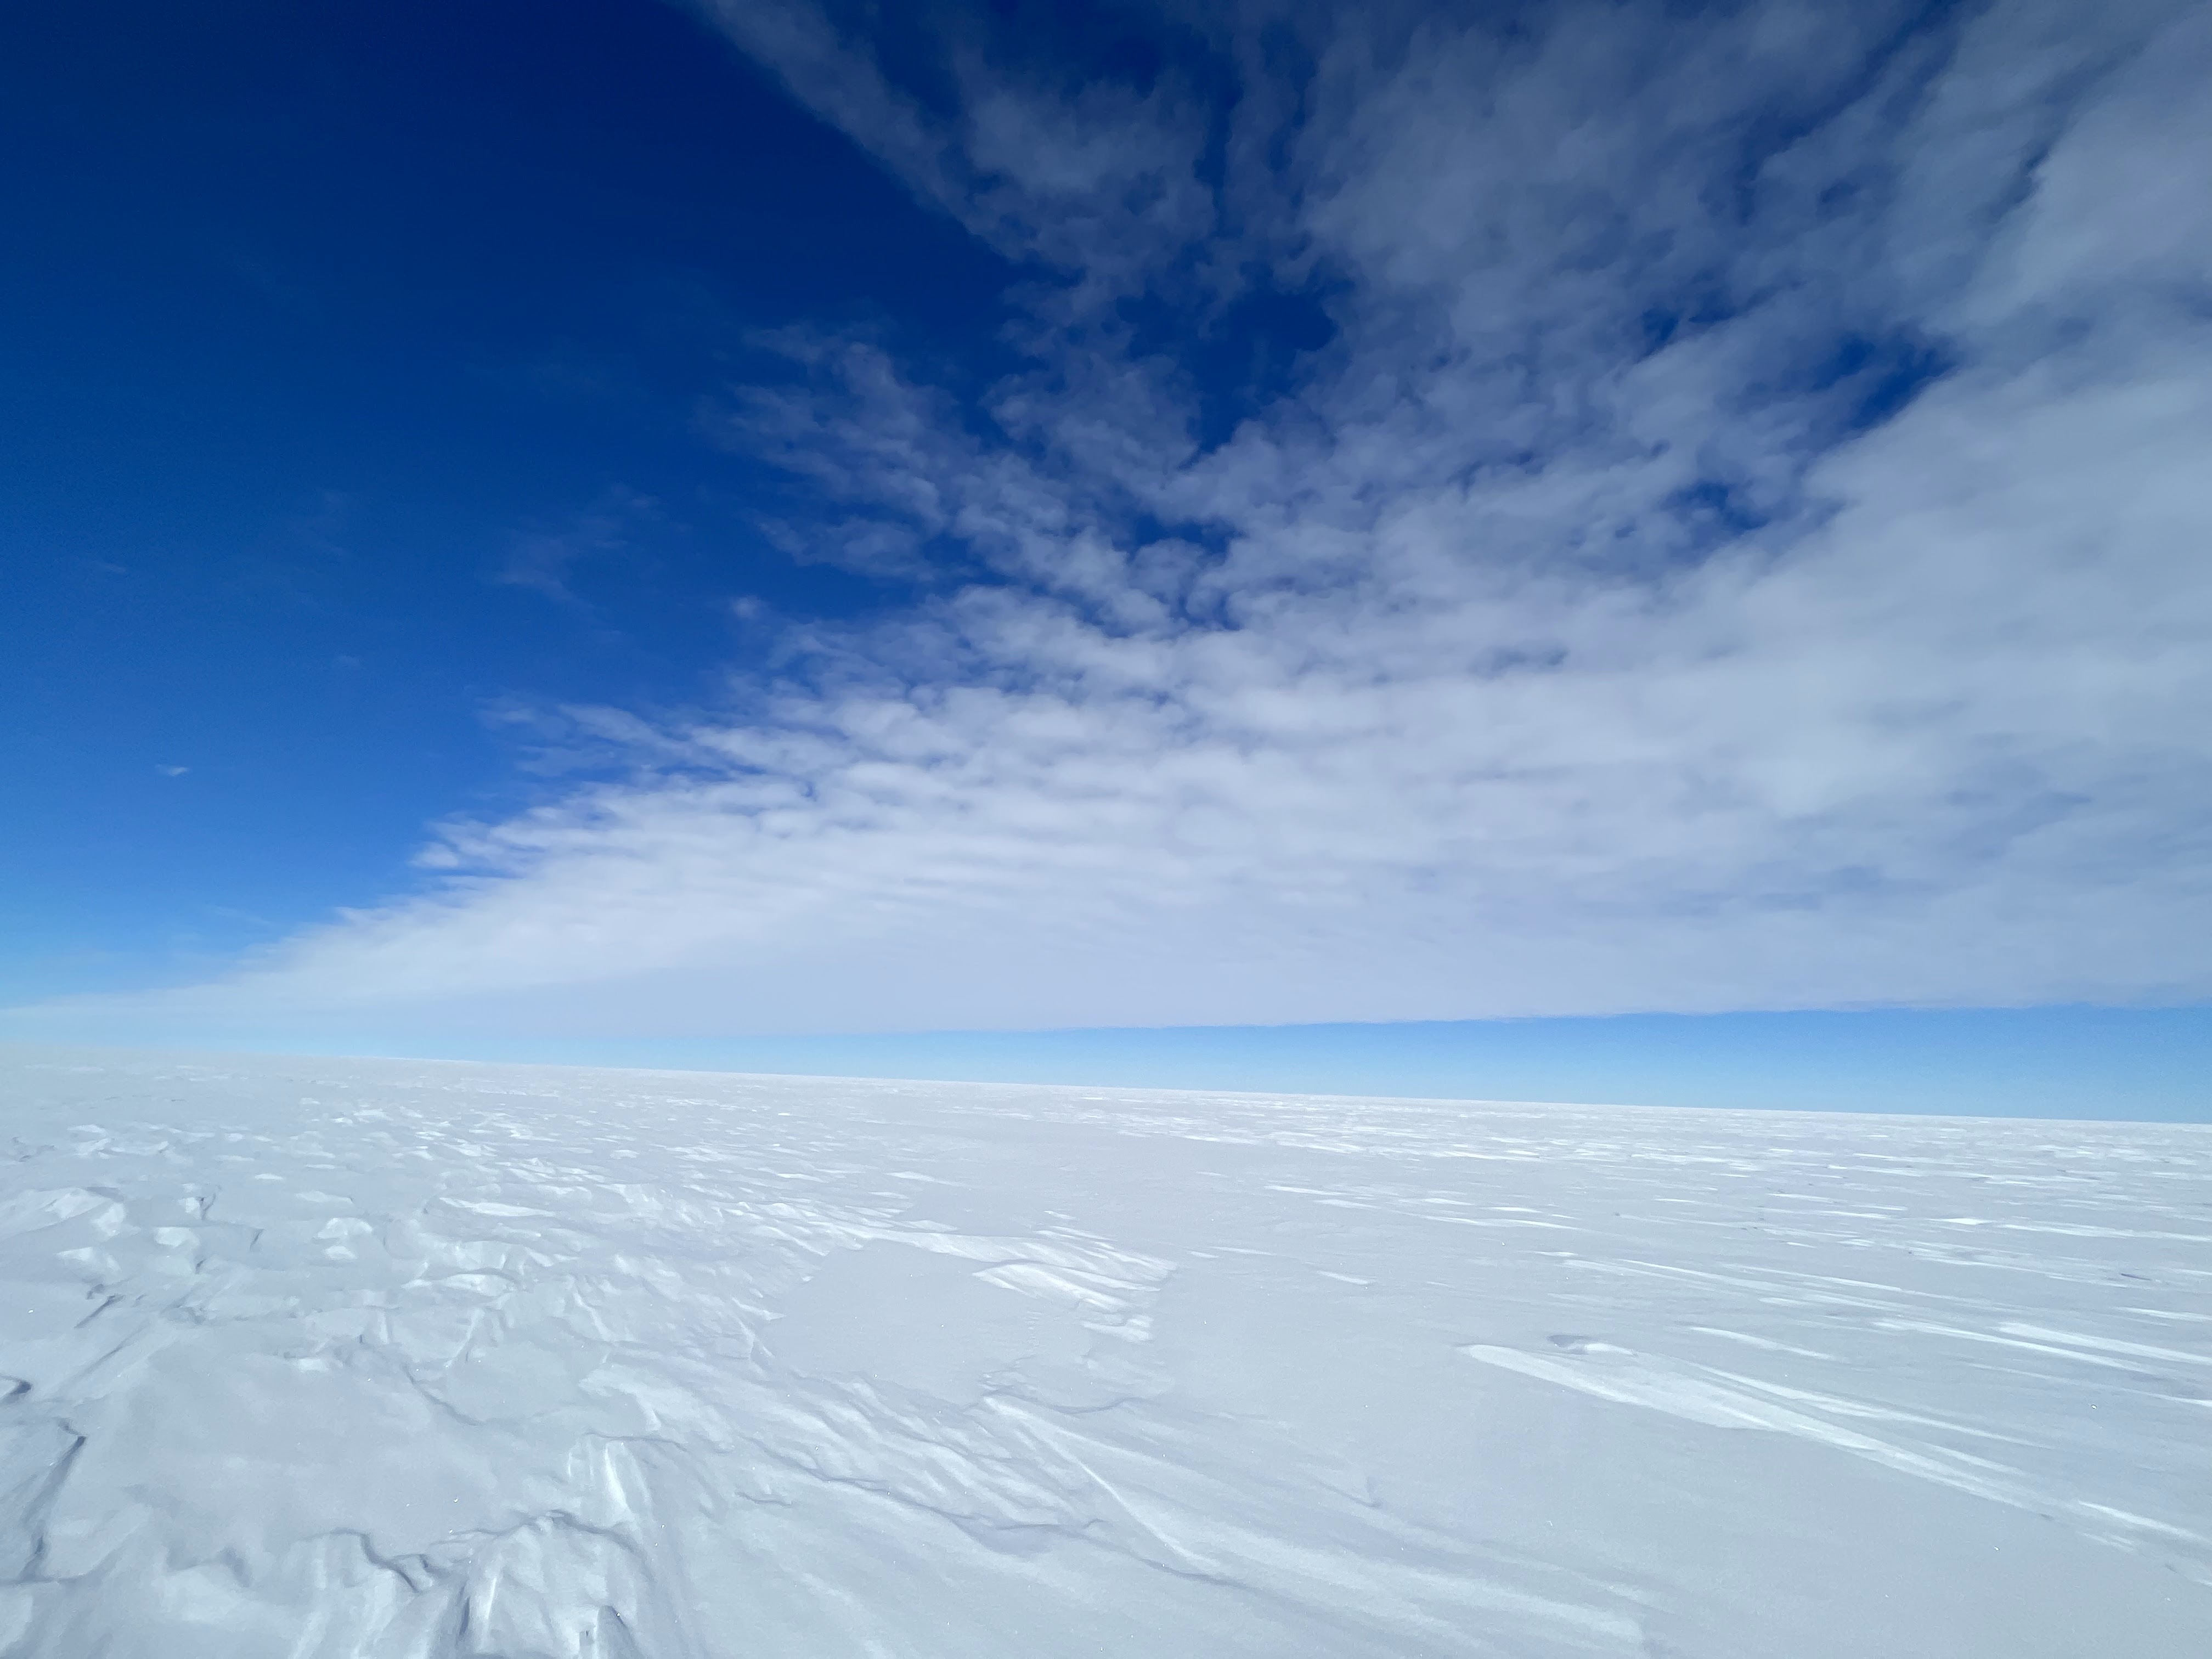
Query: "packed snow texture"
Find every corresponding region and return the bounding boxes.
[1,1051,2207,1657]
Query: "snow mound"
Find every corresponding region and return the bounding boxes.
[1,1050,2207,1656]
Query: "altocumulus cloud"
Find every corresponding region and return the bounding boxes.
[34,0,2212,1039]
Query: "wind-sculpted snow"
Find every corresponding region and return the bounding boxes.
[0,1053,2206,1656]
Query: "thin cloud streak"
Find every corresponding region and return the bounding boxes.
[26,0,2212,1039]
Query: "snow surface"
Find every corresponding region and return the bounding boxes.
[1,1049,2208,1657]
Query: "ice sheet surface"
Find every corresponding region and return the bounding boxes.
[0,1049,2207,1656]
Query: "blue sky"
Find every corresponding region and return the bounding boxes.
[3,0,1005,995]
[6,1,2210,1116]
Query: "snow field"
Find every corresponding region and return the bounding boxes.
[0,1050,2207,1656]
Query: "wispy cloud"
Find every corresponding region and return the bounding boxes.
[27,0,2212,1040]
[496,486,660,606]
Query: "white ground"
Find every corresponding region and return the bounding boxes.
[1,1050,2207,1657]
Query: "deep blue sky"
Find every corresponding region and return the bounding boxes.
[6,1,2208,1117]
[2,0,1005,996]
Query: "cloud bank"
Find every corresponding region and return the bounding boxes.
[33,0,2212,1039]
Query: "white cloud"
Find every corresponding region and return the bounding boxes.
[25,0,2212,1040]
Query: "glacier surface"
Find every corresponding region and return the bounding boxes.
[0,1049,2206,1656]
